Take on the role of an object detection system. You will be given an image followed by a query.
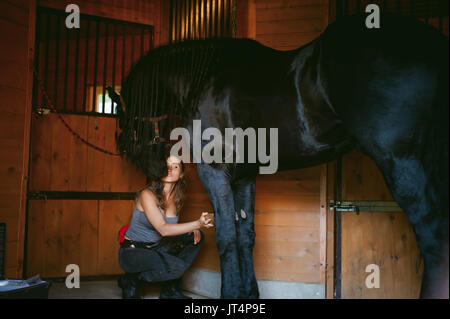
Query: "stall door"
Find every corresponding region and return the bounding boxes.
[335,150,423,299]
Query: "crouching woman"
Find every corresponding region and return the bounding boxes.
[118,155,214,299]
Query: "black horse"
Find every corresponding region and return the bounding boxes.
[111,13,449,298]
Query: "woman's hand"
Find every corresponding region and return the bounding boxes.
[192,230,201,245]
[198,212,214,229]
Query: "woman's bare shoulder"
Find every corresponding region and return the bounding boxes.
[137,188,159,209]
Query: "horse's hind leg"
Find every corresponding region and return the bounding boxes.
[371,151,449,298]
[232,179,259,298]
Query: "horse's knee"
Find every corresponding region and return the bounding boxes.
[216,233,237,256]
[237,222,256,248]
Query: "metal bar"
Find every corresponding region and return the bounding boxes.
[63,22,70,111]
[140,27,145,58]
[217,0,222,36]
[195,0,199,39]
[150,27,154,50]
[188,0,192,39]
[206,0,210,38]
[189,0,194,40]
[335,0,343,19]
[92,20,100,113]
[73,20,81,111]
[169,0,174,43]
[176,0,181,41]
[130,29,135,71]
[182,0,187,40]
[121,24,126,84]
[209,0,213,37]
[33,10,42,110]
[103,22,109,114]
[43,12,50,97]
[82,19,91,112]
[225,0,230,36]
[54,14,61,109]
[112,23,117,114]
[46,110,118,118]
[212,0,216,37]
[27,191,137,201]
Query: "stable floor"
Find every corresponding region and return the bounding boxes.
[48,279,208,299]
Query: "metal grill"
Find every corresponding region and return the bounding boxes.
[33,7,154,116]
[169,0,236,43]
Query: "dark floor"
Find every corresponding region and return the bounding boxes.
[48,279,208,299]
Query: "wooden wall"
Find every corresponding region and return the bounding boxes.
[29,114,145,193]
[23,1,331,284]
[254,0,329,50]
[179,164,327,283]
[339,150,423,298]
[24,1,163,279]
[27,199,135,277]
[0,0,35,279]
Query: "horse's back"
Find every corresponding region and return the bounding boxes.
[319,14,448,155]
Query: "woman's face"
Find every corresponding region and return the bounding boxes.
[161,155,183,183]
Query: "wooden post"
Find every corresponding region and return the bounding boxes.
[319,164,328,284]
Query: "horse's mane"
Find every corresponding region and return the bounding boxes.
[116,37,236,176]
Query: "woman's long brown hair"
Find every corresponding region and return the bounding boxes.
[135,160,187,215]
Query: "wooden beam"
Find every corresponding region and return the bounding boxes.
[319,164,327,284]
[326,161,336,298]
[16,0,36,279]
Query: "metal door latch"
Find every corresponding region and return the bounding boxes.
[329,201,360,214]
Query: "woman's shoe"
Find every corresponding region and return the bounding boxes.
[118,273,141,299]
[159,278,192,299]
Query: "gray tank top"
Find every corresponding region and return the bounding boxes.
[125,188,179,243]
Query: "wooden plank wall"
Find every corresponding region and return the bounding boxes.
[179,164,325,283]
[0,0,35,279]
[340,150,423,298]
[254,0,329,50]
[27,199,135,277]
[22,0,163,279]
[29,116,145,193]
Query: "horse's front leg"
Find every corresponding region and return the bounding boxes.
[233,179,259,298]
[196,163,242,298]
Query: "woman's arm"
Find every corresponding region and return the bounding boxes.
[140,190,212,237]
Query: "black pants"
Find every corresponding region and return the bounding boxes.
[118,231,204,283]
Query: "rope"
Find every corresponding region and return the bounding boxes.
[33,68,122,156]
